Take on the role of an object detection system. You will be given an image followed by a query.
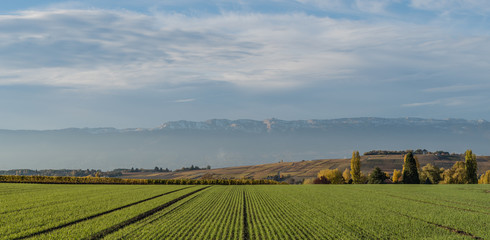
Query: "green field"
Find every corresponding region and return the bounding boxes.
[1,184,489,239]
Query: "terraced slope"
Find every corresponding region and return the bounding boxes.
[123,154,490,181]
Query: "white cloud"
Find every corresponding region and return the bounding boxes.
[402,100,441,107]
[0,8,488,93]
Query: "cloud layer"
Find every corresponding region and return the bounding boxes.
[0,1,489,128]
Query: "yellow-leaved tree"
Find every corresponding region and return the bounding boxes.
[419,163,443,184]
[350,151,362,184]
[342,168,351,183]
[317,168,344,184]
[478,170,490,184]
[465,149,478,184]
[442,161,466,184]
[392,169,402,183]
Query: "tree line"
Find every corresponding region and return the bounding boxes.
[306,150,490,184]
[0,175,283,185]
[0,165,215,178]
[363,149,452,156]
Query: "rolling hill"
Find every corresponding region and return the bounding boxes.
[122,154,490,181]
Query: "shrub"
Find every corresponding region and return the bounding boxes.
[368,167,388,184]
[419,163,442,184]
[478,170,490,184]
[317,168,344,184]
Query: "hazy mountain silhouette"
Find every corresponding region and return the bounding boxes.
[1,117,489,170]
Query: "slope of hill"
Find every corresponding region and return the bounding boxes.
[122,154,490,181]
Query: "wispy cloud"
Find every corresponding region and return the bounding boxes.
[402,100,441,107]
[423,84,490,93]
[402,97,479,108]
[173,98,195,103]
[410,0,490,14]
[295,0,392,14]
[1,2,490,128]
[0,8,488,92]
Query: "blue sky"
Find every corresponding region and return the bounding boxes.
[0,0,489,129]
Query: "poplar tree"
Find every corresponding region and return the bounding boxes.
[392,169,402,183]
[402,152,420,184]
[350,151,362,184]
[465,149,478,184]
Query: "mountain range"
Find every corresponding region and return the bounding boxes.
[1,117,489,170]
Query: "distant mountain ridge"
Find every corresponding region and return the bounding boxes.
[2,117,487,133]
[0,117,489,171]
[156,117,489,133]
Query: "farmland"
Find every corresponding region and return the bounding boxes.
[121,154,490,181]
[1,184,489,239]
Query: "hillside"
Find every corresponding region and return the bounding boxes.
[122,154,490,181]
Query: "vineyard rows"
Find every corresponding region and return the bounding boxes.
[1,184,489,239]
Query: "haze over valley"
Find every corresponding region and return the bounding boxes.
[1,117,489,170]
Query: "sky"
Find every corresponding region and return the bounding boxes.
[0,0,489,129]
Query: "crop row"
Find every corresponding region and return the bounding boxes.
[105,186,244,239]
[1,184,488,239]
[104,185,488,239]
[0,184,199,239]
[41,186,208,239]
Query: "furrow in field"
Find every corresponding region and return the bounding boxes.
[27,186,203,239]
[384,209,484,239]
[13,187,192,240]
[348,186,489,239]
[334,186,483,239]
[104,185,242,240]
[358,187,490,215]
[107,193,201,240]
[386,192,489,215]
[84,187,204,240]
[3,183,489,239]
[287,186,455,239]
[145,194,200,224]
[362,185,490,212]
[1,185,188,240]
[242,190,250,240]
[85,186,210,240]
[1,185,158,215]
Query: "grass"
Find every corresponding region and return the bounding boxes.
[0,184,192,239]
[1,184,489,239]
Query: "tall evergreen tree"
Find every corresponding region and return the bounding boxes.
[402,152,420,184]
[464,149,478,184]
[368,167,388,184]
[350,151,362,184]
